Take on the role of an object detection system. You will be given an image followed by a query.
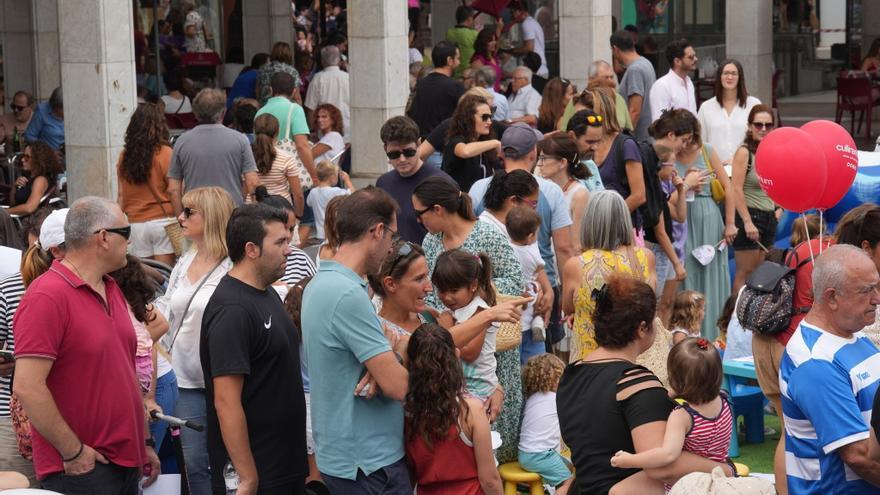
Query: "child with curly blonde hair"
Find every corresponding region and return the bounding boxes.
[670,290,706,345]
[519,354,573,495]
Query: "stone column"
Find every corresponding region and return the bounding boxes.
[430,0,456,48]
[58,0,136,201]
[243,0,293,62]
[33,0,60,100]
[558,0,613,91]
[726,0,772,106]
[348,0,409,182]
[0,0,36,99]
[816,0,845,60]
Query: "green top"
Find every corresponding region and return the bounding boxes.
[446,26,478,78]
[558,91,633,133]
[742,149,776,212]
[255,96,310,141]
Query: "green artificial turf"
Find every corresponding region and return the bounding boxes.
[733,414,782,475]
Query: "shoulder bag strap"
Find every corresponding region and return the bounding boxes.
[701,145,713,177]
[283,103,295,142]
[175,97,186,114]
[164,259,224,353]
[144,174,172,218]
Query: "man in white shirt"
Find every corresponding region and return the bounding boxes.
[649,38,698,121]
[304,45,350,141]
[508,66,542,127]
[508,1,548,77]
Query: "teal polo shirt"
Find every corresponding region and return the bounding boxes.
[301,260,404,479]
[255,96,310,142]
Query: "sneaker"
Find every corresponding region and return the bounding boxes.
[532,316,546,342]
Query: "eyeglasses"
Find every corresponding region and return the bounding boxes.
[182,207,200,218]
[414,205,434,219]
[10,105,25,113]
[386,148,418,160]
[752,122,775,130]
[371,224,401,243]
[387,242,414,274]
[536,155,559,165]
[721,71,738,77]
[480,113,492,122]
[94,226,132,240]
[516,196,538,209]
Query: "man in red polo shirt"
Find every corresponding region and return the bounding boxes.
[13,196,159,494]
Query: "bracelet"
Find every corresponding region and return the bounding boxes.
[62,442,84,463]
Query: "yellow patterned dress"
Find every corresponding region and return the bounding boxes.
[571,248,651,363]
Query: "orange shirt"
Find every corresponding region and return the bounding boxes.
[117,145,174,223]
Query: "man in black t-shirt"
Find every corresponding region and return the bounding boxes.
[376,116,452,244]
[407,40,465,138]
[201,204,307,495]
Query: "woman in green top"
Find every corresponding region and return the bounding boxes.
[730,104,781,291]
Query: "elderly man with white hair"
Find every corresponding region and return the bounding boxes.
[588,60,633,132]
[507,66,542,127]
[304,45,350,141]
[779,244,880,494]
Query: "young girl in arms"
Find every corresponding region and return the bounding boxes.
[610,338,733,492]
[519,354,574,495]
[431,249,502,417]
[405,323,503,495]
[669,290,706,345]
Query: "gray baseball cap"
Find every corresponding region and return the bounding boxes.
[501,123,544,159]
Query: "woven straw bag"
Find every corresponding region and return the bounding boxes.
[494,293,523,352]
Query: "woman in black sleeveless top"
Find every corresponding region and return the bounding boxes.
[557,275,731,494]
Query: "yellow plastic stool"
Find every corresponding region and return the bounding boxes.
[498,462,544,495]
[733,462,750,476]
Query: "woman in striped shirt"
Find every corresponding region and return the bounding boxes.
[247,113,305,217]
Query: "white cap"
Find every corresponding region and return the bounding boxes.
[38,208,68,249]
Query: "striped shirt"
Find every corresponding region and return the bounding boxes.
[0,273,25,417]
[780,321,880,494]
[679,397,733,462]
[281,247,316,285]
[248,148,301,203]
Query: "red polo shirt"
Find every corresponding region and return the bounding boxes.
[14,261,145,479]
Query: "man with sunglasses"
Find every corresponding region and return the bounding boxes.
[649,38,698,121]
[14,197,161,493]
[376,116,451,245]
[0,91,33,153]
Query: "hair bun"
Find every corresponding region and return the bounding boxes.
[254,185,269,202]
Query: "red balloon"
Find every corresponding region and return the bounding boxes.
[800,120,859,210]
[754,127,827,213]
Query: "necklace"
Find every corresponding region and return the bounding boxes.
[63,258,85,280]
[562,178,577,192]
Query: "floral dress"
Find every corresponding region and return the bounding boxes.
[571,248,650,363]
[257,61,302,105]
[422,220,524,463]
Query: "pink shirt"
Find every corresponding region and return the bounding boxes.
[14,261,145,479]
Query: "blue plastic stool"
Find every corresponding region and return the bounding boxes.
[727,380,765,458]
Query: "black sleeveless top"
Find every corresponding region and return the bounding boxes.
[557,360,674,495]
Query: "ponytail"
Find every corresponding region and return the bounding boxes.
[476,252,496,305]
[483,169,538,212]
[21,244,51,288]
[431,249,495,305]
[252,133,277,175]
[413,177,476,221]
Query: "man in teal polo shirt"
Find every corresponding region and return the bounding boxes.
[301,187,410,493]
[255,72,316,180]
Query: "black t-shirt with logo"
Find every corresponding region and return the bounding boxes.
[201,274,307,492]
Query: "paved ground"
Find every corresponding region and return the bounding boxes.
[779,90,879,150]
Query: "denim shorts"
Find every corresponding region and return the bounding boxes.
[518,449,573,487]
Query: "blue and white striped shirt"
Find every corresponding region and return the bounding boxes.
[780,321,880,494]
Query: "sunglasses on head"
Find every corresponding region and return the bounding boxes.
[183,207,200,218]
[586,115,604,125]
[386,148,418,160]
[752,122,774,130]
[94,226,131,240]
[388,242,414,274]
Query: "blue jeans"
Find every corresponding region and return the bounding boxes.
[424,151,443,169]
[322,457,411,495]
[647,241,673,296]
[175,387,211,495]
[520,331,547,365]
[150,370,179,453]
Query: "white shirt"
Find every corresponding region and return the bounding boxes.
[155,251,232,389]
[478,210,510,239]
[409,48,423,65]
[314,131,346,164]
[491,89,510,121]
[163,95,192,114]
[307,186,350,239]
[453,295,499,398]
[511,242,544,283]
[697,96,761,163]
[519,392,562,452]
[519,16,548,77]
[649,69,697,122]
[508,84,542,120]
[304,65,351,142]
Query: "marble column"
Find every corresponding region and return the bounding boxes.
[33,0,60,100]
[243,0,293,62]
[348,0,409,182]
[726,0,772,106]
[0,0,36,99]
[559,0,613,91]
[58,0,136,201]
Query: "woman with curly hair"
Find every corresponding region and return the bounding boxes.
[248,113,304,216]
[404,322,503,495]
[537,77,575,133]
[117,103,176,265]
[441,94,501,191]
[469,27,502,91]
[7,140,62,218]
[310,103,345,165]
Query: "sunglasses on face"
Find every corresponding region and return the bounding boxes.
[752,122,774,130]
[182,207,200,218]
[10,105,25,113]
[94,226,132,240]
[386,148,418,160]
[388,242,414,274]
[480,113,492,122]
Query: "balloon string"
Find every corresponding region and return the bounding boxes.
[803,212,815,264]
[819,209,824,255]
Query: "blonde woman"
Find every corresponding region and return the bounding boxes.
[155,187,234,495]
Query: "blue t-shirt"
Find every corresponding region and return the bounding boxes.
[24,102,65,151]
[469,175,572,286]
[780,322,880,494]
[301,260,403,479]
[227,69,258,109]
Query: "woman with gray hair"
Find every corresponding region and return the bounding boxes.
[561,190,656,363]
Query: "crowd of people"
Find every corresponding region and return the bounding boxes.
[1,2,880,495]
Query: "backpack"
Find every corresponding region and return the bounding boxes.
[610,133,664,230]
[736,247,813,335]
